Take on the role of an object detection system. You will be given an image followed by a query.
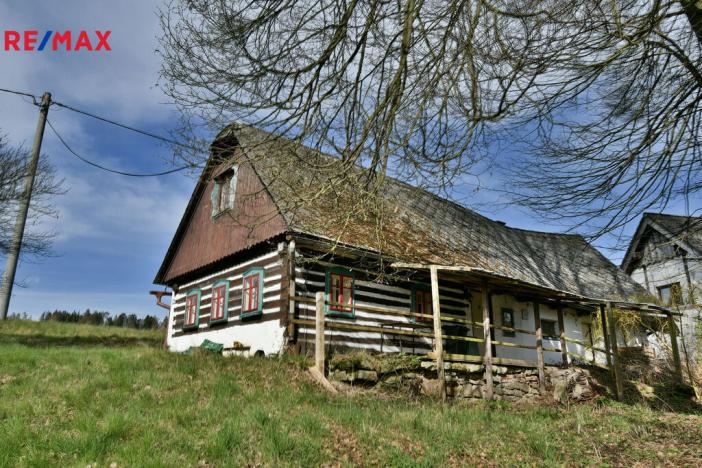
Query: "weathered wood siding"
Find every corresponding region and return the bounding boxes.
[161,159,287,284]
[291,247,473,355]
[290,246,593,364]
[167,248,287,354]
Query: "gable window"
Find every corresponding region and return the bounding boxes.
[210,280,229,324]
[541,319,558,339]
[184,290,200,329]
[326,268,354,317]
[211,165,238,218]
[413,289,433,322]
[241,268,264,318]
[501,308,515,337]
[658,283,683,306]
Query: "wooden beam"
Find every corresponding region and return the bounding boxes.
[430,266,446,403]
[556,306,568,367]
[314,292,325,374]
[428,351,537,368]
[606,302,624,400]
[481,280,494,400]
[290,319,485,343]
[533,302,546,393]
[287,240,297,341]
[667,312,683,382]
[600,304,612,368]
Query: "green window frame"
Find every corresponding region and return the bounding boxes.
[325,267,355,318]
[411,287,433,323]
[241,268,264,318]
[209,280,230,325]
[183,289,201,329]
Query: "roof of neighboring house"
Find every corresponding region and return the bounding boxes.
[156,123,645,301]
[621,213,702,273]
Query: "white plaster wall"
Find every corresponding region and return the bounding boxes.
[166,249,286,356]
[631,257,701,349]
[489,295,591,365]
[167,319,285,355]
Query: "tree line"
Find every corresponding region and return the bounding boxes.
[37,309,166,330]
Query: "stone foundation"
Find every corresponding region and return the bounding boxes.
[328,353,596,403]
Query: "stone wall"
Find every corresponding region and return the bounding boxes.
[328,353,596,403]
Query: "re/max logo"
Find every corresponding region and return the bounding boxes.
[3,30,112,51]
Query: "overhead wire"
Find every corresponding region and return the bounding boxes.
[1,86,203,177]
[46,119,193,177]
[51,100,206,153]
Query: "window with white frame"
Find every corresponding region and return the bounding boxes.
[210,280,229,323]
[242,268,264,317]
[184,290,200,328]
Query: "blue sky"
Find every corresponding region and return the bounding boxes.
[0,0,698,320]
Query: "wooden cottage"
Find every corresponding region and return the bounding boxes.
[621,213,702,346]
[155,124,681,397]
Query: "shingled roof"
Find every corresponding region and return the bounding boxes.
[621,212,702,273]
[219,124,644,301]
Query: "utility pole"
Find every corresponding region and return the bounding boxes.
[0,92,51,320]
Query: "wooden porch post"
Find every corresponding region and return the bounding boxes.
[482,280,494,400]
[667,312,683,381]
[430,266,446,402]
[556,305,568,367]
[533,302,546,393]
[315,292,325,374]
[599,304,612,368]
[606,302,624,400]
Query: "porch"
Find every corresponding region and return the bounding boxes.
[295,263,683,401]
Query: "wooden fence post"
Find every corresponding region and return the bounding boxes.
[430,266,446,402]
[606,302,624,400]
[481,281,493,400]
[533,302,546,393]
[600,304,612,368]
[557,306,568,367]
[315,292,325,374]
[667,312,683,381]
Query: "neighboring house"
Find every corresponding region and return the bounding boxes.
[154,124,655,366]
[621,213,702,348]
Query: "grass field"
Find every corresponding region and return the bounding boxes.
[1,320,700,467]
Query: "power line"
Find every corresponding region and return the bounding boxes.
[46,119,193,177]
[0,86,208,153]
[0,87,40,104]
[51,100,206,153]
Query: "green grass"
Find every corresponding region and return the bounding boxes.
[0,320,700,467]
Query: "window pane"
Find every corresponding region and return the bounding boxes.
[659,287,671,305]
[541,320,557,338]
[242,274,261,313]
[329,273,352,312]
[243,278,251,311]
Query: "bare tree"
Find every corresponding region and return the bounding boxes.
[0,133,63,262]
[158,0,702,239]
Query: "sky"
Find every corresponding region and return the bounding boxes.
[0,0,698,320]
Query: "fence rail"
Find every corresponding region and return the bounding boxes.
[299,292,621,402]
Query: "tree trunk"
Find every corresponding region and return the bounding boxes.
[681,0,702,45]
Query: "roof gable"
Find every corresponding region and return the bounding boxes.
[154,138,288,285]
[621,213,702,273]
